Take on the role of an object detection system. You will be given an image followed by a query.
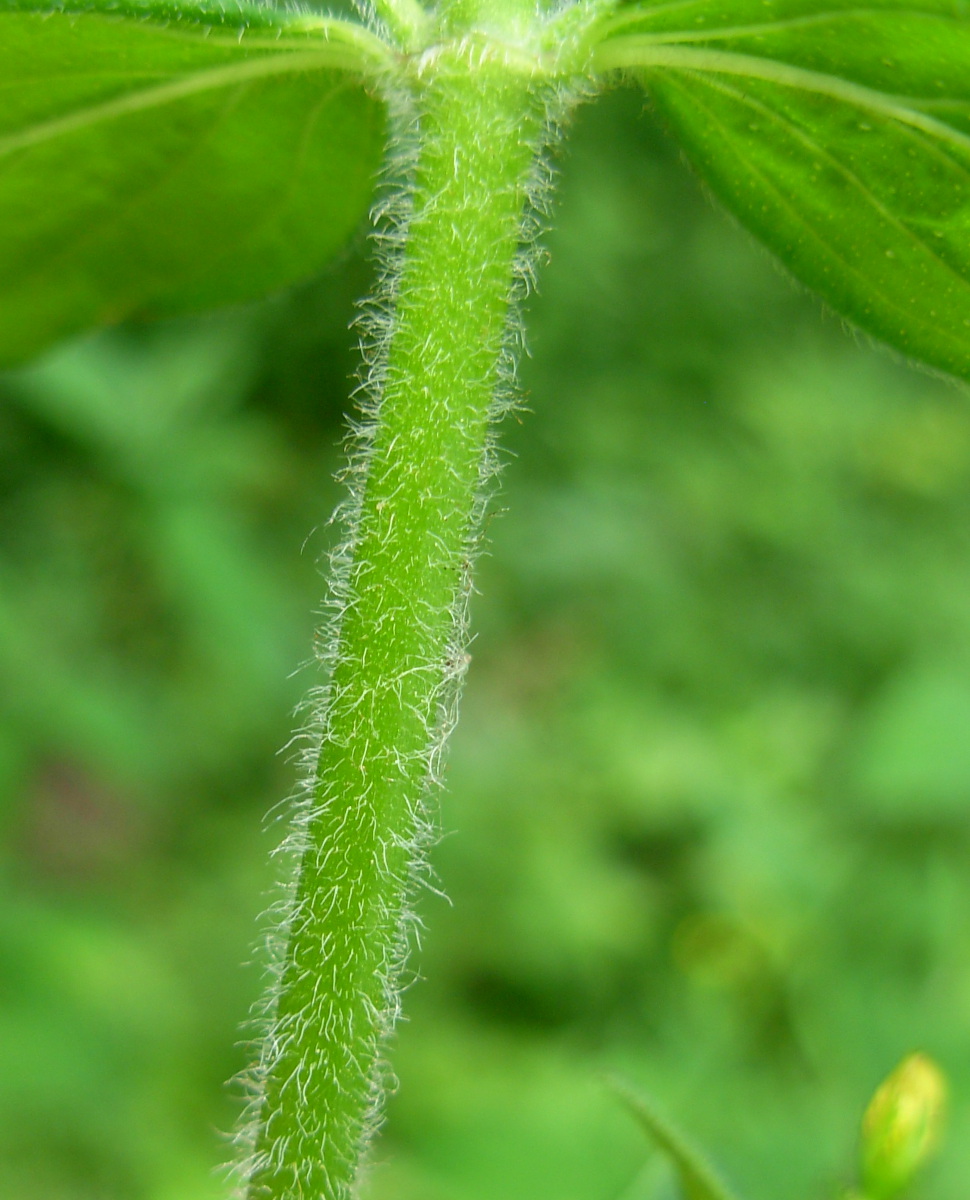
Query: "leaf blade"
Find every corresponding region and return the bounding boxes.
[0,8,386,363]
[594,2,970,381]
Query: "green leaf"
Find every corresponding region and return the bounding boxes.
[594,1,970,383]
[0,1,388,365]
[612,1080,742,1200]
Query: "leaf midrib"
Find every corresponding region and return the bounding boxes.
[592,41,970,155]
[0,46,372,159]
[14,78,353,301]
[17,79,252,293]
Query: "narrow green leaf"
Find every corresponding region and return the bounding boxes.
[613,1080,742,1200]
[0,2,388,364]
[594,1,970,382]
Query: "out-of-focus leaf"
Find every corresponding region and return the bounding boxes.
[0,0,387,364]
[594,0,970,382]
[613,1080,742,1200]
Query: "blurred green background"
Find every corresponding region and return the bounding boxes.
[2,85,969,1200]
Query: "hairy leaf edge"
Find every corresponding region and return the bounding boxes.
[0,6,392,68]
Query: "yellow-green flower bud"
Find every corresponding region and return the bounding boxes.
[860,1053,947,1199]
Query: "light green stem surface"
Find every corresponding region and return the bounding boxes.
[244,49,549,1200]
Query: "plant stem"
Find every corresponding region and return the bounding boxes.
[242,47,552,1200]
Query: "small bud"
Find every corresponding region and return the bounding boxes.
[861,1053,947,1199]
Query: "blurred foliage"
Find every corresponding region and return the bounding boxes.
[1,85,969,1200]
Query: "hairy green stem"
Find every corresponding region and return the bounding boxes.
[241,48,553,1200]
[367,0,430,52]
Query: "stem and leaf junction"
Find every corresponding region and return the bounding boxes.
[241,4,606,1196]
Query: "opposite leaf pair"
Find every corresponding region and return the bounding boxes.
[3,0,967,1197]
[3,0,970,384]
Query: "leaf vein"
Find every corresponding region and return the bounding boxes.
[13,79,257,299]
[594,42,970,157]
[659,70,970,357]
[158,84,341,301]
[0,48,364,160]
[691,68,970,291]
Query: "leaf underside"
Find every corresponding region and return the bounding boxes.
[601,0,970,383]
[0,3,384,365]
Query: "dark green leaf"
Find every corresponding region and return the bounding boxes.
[612,1080,742,1200]
[0,2,387,364]
[594,1,970,382]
